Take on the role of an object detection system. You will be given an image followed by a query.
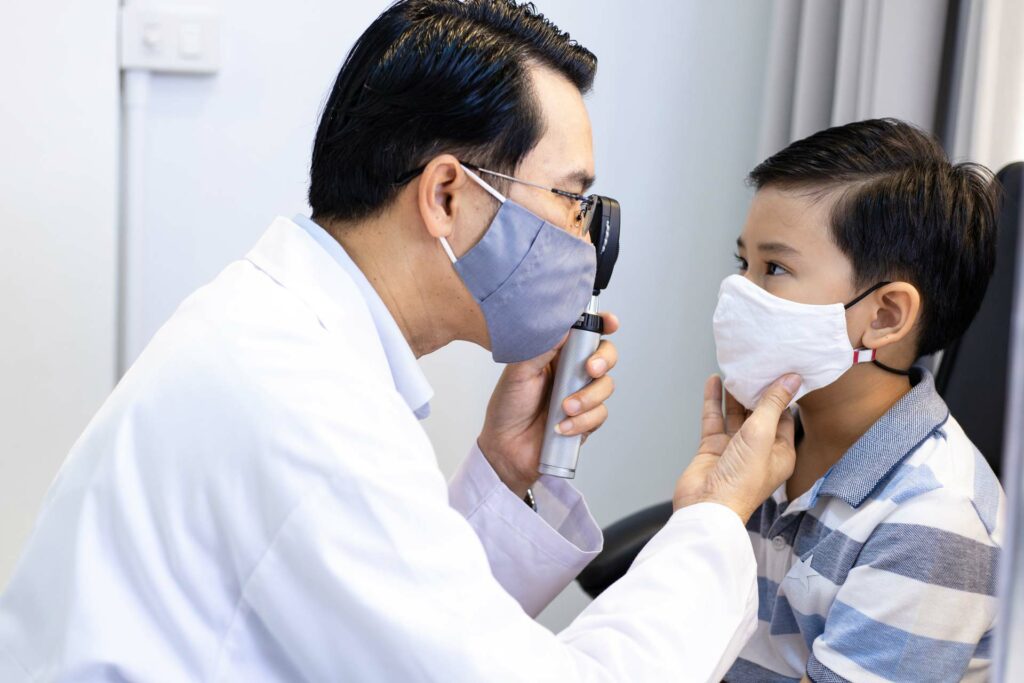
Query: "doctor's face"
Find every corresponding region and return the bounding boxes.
[417,63,598,356]
[508,65,596,235]
[456,63,597,248]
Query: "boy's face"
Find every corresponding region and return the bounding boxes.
[732,186,921,403]
[735,187,859,307]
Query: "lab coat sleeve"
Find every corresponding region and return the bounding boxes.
[237,400,759,682]
[447,443,603,617]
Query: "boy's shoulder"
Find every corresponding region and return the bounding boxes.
[814,367,1003,547]
[872,413,1003,546]
[735,371,1001,683]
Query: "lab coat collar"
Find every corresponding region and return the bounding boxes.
[291,214,433,419]
[251,215,433,419]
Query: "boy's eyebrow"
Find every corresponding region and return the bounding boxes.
[736,237,801,257]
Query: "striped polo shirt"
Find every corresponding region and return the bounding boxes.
[725,368,1004,683]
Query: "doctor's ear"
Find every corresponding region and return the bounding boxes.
[416,154,470,239]
[860,281,922,351]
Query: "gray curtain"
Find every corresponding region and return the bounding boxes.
[758,0,1024,169]
[757,0,950,161]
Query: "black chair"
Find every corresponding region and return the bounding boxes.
[577,162,1024,599]
[935,162,1023,479]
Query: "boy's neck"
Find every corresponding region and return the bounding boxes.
[787,365,913,501]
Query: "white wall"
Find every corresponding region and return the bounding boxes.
[124,0,772,630]
[511,0,773,628]
[0,2,120,586]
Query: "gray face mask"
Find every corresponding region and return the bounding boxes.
[440,166,596,363]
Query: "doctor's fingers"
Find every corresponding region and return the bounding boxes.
[586,337,618,378]
[741,374,802,445]
[562,374,614,420]
[556,402,608,437]
[600,311,620,335]
[724,390,748,436]
[700,375,726,439]
[775,404,796,446]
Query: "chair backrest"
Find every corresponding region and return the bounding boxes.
[935,162,1024,480]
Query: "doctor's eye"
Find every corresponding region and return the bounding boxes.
[572,199,593,236]
[766,262,789,276]
[573,205,586,230]
[733,253,748,272]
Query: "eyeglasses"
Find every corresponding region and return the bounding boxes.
[394,161,595,238]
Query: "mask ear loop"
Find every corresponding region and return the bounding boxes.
[439,236,457,264]
[461,164,508,203]
[843,280,891,310]
[438,164,510,264]
[845,281,912,377]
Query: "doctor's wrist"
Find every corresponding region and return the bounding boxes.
[476,437,538,499]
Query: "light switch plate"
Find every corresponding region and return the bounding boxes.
[120,5,221,74]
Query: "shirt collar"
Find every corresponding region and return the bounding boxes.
[815,366,949,508]
[291,214,433,419]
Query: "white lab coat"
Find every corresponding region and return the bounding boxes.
[0,217,758,681]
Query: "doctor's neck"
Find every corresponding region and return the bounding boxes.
[786,361,912,500]
[319,210,488,359]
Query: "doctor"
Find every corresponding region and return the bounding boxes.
[0,1,801,680]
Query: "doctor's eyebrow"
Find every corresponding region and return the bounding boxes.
[559,170,596,194]
[735,237,801,256]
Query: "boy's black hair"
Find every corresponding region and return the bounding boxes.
[309,0,596,223]
[748,118,999,357]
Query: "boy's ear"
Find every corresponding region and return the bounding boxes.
[860,282,922,352]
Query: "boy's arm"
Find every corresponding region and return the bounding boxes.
[804,495,998,682]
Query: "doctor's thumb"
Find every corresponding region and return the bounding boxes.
[751,374,802,424]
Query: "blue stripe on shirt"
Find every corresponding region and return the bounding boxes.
[768,596,826,652]
[793,513,832,558]
[873,461,942,505]
[974,630,993,659]
[820,600,976,681]
[727,658,800,683]
[972,450,1000,535]
[806,651,853,683]
[808,529,863,586]
[758,576,779,622]
[856,523,999,595]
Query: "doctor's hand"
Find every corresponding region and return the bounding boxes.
[673,374,801,523]
[478,312,620,499]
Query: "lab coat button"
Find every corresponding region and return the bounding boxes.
[772,535,786,550]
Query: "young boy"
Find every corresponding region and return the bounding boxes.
[716,119,1003,682]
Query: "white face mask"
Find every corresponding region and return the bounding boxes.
[712,274,906,409]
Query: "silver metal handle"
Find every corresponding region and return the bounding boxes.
[538,325,601,479]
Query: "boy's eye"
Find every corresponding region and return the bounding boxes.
[766,262,789,276]
[733,253,748,272]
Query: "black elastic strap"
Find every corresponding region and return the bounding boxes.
[393,160,483,186]
[845,281,912,376]
[844,281,892,310]
[873,359,912,377]
[393,165,425,185]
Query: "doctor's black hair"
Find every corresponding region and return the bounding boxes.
[747,118,999,358]
[308,0,596,222]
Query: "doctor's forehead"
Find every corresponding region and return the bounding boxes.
[518,63,595,192]
[739,186,837,251]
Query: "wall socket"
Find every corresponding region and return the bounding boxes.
[120,5,221,74]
